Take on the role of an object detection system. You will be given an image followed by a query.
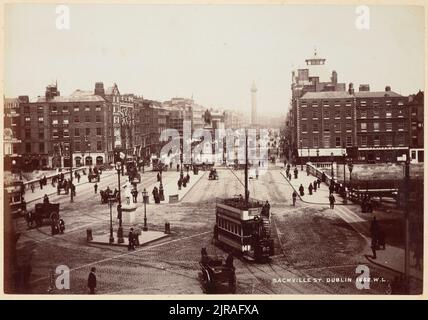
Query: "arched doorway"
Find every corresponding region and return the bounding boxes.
[96,156,104,165]
[85,156,93,166]
[75,156,82,167]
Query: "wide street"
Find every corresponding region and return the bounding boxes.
[15,164,421,295]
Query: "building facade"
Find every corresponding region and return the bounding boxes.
[15,83,111,170]
[408,90,424,163]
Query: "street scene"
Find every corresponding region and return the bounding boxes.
[2,5,424,296]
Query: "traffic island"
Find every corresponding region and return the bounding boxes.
[88,230,169,247]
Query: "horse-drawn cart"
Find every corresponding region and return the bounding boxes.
[26,203,60,228]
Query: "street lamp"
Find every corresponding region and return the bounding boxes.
[343,152,347,204]
[115,161,124,243]
[142,188,148,231]
[316,149,319,167]
[300,139,303,171]
[330,152,334,179]
[108,198,115,244]
[180,138,184,180]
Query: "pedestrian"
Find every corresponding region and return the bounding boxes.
[178,178,182,190]
[299,184,304,197]
[313,180,317,192]
[94,183,98,194]
[371,237,377,259]
[177,164,180,172]
[71,184,76,197]
[128,228,135,251]
[308,183,313,195]
[292,191,297,206]
[43,194,50,204]
[87,267,97,294]
[132,188,138,203]
[30,184,35,193]
[294,168,298,179]
[186,173,190,183]
[59,219,65,234]
[157,172,160,182]
[317,179,321,189]
[39,179,43,190]
[370,216,379,246]
[329,194,335,209]
[321,172,326,182]
[77,173,81,183]
[329,182,335,195]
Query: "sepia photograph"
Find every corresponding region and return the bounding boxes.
[1,2,425,297]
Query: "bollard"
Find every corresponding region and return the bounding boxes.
[164,222,171,234]
[86,228,93,242]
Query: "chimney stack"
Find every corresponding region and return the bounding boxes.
[94,82,105,96]
[359,84,370,92]
[348,83,354,95]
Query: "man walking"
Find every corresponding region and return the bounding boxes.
[94,183,98,194]
[87,267,97,294]
[292,191,297,206]
[299,184,304,197]
[128,228,135,251]
[313,180,317,192]
[329,194,335,209]
[308,183,313,195]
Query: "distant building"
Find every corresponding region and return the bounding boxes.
[15,83,110,170]
[354,85,410,163]
[408,90,424,163]
[287,50,346,162]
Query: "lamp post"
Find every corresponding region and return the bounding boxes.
[142,188,148,231]
[180,138,184,181]
[108,199,114,244]
[348,161,354,200]
[343,152,347,204]
[330,152,334,179]
[316,149,320,167]
[115,161,124,243]
[300,139,303,171]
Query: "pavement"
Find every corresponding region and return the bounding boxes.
[89,230,169,247]
[280,163,423,281]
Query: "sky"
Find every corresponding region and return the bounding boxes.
[4,4,425,116]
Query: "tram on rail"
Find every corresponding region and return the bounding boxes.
[213,196,274,263]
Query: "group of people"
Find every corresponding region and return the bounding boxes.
[127,227,140,251]
[38,175,47,190]
[152,185,164,204]
[177,173,190,190]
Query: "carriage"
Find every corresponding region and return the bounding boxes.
[100,189,119,204]
[57,179,70,195]
[199,251,236,293]
[88,172,100,182]
[208,169,218,180]
[26,203,60,228]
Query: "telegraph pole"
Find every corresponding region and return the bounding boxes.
[404,155,410,293]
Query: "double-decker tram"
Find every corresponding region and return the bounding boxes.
[213,196,274,262]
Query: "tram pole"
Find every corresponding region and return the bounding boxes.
[244,129,249,205]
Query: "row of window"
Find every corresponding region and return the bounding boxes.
[301,122,353,133]
[23,115,103,124]
[300,136,353,148]
[24,141,104,154]
[217,217,242,236]
[358,109,407,118]
[359,135,406,147]
[51,127,104,137]
[23,105,103,113]
[301,109,352,119]
[359,122,406,131]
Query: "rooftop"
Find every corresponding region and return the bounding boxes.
[300,91,353,100]
[354,91,402,98]
[33,90,106,103]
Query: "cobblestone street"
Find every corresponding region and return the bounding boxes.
[13,164,421,295]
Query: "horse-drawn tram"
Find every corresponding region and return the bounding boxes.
[213,196,274,263]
